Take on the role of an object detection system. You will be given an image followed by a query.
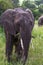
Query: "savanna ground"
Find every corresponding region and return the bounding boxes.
[0,20,43,65]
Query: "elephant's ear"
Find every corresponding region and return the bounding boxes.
[25,9,35,30]
[25,9,34,21]
[3,20,16,35]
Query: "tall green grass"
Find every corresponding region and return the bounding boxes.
[0,21,43,65]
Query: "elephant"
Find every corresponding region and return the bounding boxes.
[0,8,34,65]
[38,15,43,26]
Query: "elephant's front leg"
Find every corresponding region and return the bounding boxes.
[15,40,22,60]
[20,30,31,65]
[5,32,13,62]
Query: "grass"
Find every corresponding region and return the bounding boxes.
[0,20,43,65]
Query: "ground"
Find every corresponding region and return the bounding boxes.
[0,20,43,65]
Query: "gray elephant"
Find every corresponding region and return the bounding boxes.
[38,15,43,26]
[0,8,34,65]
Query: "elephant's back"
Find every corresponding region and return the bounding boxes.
[39,15,43,21]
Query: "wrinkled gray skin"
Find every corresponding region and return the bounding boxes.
[0,8,34,65]
[38,15,43,26]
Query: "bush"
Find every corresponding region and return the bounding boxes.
[39,4,43,13]
[22,0,36,9]
[32,9,41,19]
[0,0,14,15]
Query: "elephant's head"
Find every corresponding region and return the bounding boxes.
[38,15,43,26]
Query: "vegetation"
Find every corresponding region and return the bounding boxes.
[0,20,43,65]
[21,0,43,19]
[0,0,14,15]
[12,0,19,7]
[0,0,43,65]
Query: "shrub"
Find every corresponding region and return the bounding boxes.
[0,0,14,15]
[22,0,36,9]
[32,9,41,19]
[39,4,43,13]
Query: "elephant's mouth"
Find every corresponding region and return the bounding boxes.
[14,32,21,41]
[15,32,20,37]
